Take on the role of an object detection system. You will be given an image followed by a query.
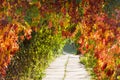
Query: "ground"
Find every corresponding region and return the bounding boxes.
[42,52,90,80]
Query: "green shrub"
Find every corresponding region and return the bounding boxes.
[5,26,66,80]
[80,50,97,79]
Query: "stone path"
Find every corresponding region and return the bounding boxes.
[42,52,91,80]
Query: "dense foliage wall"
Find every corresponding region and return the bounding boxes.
[0,0,68,79]
[0,0,120,80]
[5,26,65,80]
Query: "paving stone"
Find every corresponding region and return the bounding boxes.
[66,68,85,72]
[45,74,64,78]
[66,72,88,75]
[65,73,90,78]
[42,77,63,80]
[64,78,90,80]
[46,71,64,74]
[43,79,62,80]
[42,53,91,80]
[45,69,65,72]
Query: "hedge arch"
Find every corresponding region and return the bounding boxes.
[0,0,120,80]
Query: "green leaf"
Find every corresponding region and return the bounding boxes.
[29,0,38,4]
[24,16,32,25]
[76,0,82,4]
[7,16,12,22]
[31,21,39,26]
[24,6,39,25]
[26,6,39,18]
[15,7,22,15]
[32,0,38,3]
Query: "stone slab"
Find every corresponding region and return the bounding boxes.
[42,53,91,80]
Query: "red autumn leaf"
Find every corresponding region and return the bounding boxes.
[106,69,114,77]
[101,62,107,71]
[48,20,53,28]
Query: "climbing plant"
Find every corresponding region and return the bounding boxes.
[0,0,119,80]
